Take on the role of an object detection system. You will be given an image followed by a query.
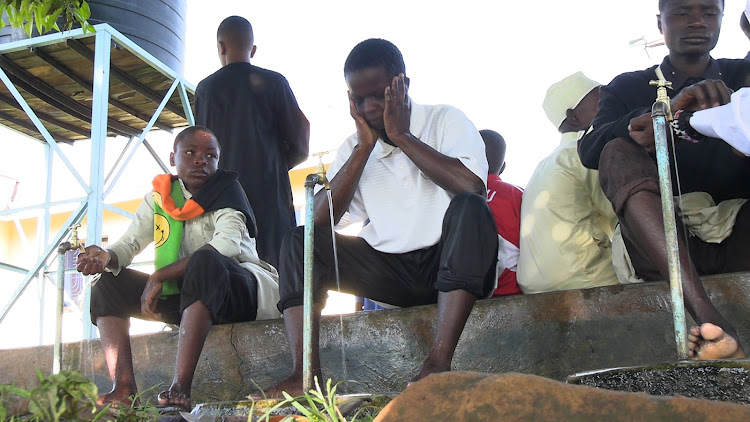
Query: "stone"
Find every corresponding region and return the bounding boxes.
[375,372,750,421]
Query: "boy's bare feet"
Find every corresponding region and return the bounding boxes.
[249,374,305,400]
[157,389,191,410]
[97,388,137,407]
[688,323,746,360]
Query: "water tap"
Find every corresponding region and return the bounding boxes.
[649,76,673,121]
[312,151,330,190]
[68,224,85,253]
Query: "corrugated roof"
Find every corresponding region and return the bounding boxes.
[0,25,194,144]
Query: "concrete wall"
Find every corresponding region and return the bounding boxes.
[2,272,750,404]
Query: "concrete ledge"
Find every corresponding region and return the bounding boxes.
[2,272,750,404]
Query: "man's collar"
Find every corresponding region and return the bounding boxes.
[373,100,425,159]
[178,178,193,200]
[487,173,501,183]
[659,56,722,90]
[560,131,581,145]
[374,139,397,158]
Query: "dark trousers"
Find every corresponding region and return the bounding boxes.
[598,138,750,281]
[277,192,498,312]
[90,248,259,325]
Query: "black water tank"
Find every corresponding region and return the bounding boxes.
[87,0,186,73]
[0,0,187,74]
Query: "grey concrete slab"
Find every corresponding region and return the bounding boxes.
[2,272,750,405]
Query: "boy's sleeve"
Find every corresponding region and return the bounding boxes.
[207,208,247,258]
[107,195,154,275]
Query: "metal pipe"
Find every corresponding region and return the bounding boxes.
[652,100,689,360]
[302,173,321,392]
[53,241,71,374]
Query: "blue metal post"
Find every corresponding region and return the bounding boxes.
[652,100,689,360]
[40,142,53,345]
[302,174,320,392]
[83,28,113,339]
[53,244,68,374]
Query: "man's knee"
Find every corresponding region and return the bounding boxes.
[598,137,659,214]
[449,192,487,211]
[599,137,640,177]
[186,248,225,272]
[280,225,305,256]
[445,192,495,231]
[90,273,114,307]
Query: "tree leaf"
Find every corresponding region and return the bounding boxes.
[34,4,45,35]
[79,0,90,20]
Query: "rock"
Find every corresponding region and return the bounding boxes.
[374,371,750,421]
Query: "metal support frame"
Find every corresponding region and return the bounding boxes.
[0,25,195,349]
[0,262,27,274]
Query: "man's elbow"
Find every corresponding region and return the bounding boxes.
[289,145,310,168]
[461,178,486,197]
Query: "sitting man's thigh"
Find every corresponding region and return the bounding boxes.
[90,268,181,325]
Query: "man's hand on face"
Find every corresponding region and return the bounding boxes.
[76,245,110,276]
[348,92,378,149]
[671,79,733,112]
[628,113,656,152]
[384,74,412,144]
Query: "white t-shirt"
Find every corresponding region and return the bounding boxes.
[321,102,487,254]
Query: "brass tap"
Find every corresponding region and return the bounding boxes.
[69,224,85,253]
[649,78,673,121]
[312,151,330,190]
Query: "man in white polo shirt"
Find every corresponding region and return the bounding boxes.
[264,38,498,397]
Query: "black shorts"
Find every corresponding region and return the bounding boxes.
[90,248,259,325]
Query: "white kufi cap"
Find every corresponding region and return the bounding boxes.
[542,71,601,129]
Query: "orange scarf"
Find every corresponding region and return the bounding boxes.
[152,175,205,221]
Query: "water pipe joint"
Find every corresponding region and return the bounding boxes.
[652,100,668,119]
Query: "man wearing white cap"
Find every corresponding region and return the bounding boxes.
[517,72,619,293]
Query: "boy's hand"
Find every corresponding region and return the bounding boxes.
[628,113,656,152]
[76,245,110,275]
[348,92,378,149]
[140,273,164,320]
[384,73,411,144]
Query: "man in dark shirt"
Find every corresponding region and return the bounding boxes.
[742,7,750,60]
[194,16,310,270]
[579,0,750,360]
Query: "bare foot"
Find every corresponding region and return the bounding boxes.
[688,323,746,360]
[407,361,450,387]
[157,389,191,410]
[97,389,137,407]
[249,375,305,400]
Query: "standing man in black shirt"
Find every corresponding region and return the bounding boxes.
[579,0,750,360]
[195,16,310,270]
[742,4,750,60]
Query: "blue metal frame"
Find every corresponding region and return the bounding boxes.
[0,24,196,344]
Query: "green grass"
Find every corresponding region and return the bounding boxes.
[249,377,388,422]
